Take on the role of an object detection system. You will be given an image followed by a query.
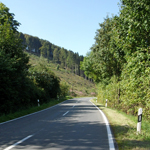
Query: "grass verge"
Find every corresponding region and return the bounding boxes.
[91,98,150,150]
[0,96,72,124]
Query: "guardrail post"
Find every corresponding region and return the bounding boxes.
[137,108,142,134]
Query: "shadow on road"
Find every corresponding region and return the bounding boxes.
[0,98,112,150]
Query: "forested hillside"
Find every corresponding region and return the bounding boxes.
[81,0,150,119]
[19,33,87,78]
[28,53,96,97]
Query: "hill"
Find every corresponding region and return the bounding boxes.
[27,52,96,97]
[19,32,86,78]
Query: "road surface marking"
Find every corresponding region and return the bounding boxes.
[4,135,33,150]
[90,100,115,150]
[63,111,69,116]
[0,100,68,125]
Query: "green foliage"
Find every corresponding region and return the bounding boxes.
[29,70,60,101]
[22,32,85,77]
[28,57,61,101]
[0,3,61,116]
[118,0,150,55]
[56,64,60,70]
[81,0,150,120]
[80,52,99,82]
[53,48,60,63]
[81,17,125,84]
[120,50,150,118]
[0,3,31,114]
[28,53,96,97]
[97,76,119,108]
[0,3,20,32]
[0,2,94,118]
[60,82,70,98]
[117,0,150,118]
[59,48,67,67]
[39,40,51,58]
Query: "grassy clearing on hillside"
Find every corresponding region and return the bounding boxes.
[28,53,96,97]
[91,99,150,150]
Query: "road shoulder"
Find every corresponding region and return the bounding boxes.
[91,99,150,150]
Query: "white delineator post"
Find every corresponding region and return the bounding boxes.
[105,99,108,107]
[37,99,40,107]
[137,108,142,134]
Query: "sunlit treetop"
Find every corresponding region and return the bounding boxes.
[0,2,20,32]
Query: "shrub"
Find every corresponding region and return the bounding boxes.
[60,82,70,98]
[28,70,60,103]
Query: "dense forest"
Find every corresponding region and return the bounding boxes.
[19,33,86,78]
[81,0,150,119]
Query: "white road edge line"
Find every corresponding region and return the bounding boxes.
[63,111,69,116]
[90,100,115,150]
[4,135,33,150]
[0,100,69,125]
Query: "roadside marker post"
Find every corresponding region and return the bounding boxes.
[105,99,108,107]
[37,99,40,107]
[137,108,142,134]
[57,96,59,101]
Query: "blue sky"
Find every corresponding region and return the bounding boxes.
[1,0,120,56]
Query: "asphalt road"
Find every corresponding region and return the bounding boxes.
[0,97,115,150]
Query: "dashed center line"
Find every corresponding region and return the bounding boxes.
[4,135,33,150]
[62,111,69,116]
[5,102,76,149]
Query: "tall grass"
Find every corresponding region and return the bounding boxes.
[92,98,150,150]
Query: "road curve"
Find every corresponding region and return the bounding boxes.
[0,97,115,150]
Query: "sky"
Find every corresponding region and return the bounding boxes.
[1,0,120,56]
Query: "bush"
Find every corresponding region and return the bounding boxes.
[28,70,60,103]
[97,76,120,108]
[60,82,70,98]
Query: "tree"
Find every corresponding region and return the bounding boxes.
[0,3,20,32]
[80,0,150,118]
[74,52,80,75]
[0,3,30,114]
[59,48,67,68]
[39,40,50,58]
[116,0,150,116]
[19,32,26,46]
[67,50,76,73]
[115,0,150,58]
[53,48,60,63]
[80,52,98,82]
[25,35,42,54]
